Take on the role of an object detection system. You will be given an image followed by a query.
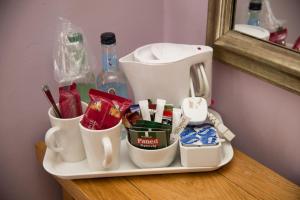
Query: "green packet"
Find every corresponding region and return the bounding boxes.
[128,129,168,150]
[134,120,172,129]
[133,120,172,145]
[130,127,171,144]
[130,127,168,132]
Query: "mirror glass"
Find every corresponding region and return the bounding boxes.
[234,0,300,52]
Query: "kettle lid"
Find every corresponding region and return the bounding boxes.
[134,43,199,64]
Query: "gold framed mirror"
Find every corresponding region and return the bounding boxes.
[206,0,300,95]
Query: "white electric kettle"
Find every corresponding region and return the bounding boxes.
[119,43,212,106]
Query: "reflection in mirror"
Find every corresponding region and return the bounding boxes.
[234,0,300,52]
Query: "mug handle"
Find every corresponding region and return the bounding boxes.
[45,127,63,152]
[102,137,113,168]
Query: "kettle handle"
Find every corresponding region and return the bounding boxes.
[190,63,210,98]
[190,78,196,97]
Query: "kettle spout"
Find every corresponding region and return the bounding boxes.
[119,53,136,64]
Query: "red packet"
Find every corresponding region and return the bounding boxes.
[293,36,300,51]
[81,89,132,130]
[59,83,82,118]
[269,28,287,45]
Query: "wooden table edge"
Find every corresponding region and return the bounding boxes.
[35,141,300,200]
[35,141,150,200]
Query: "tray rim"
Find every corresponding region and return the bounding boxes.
[43,109,233,179]
[43,141,233,179]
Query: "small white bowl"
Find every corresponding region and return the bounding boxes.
[126,137,178,168]
[180,138,223,167]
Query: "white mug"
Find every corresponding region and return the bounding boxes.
[79,120,122,171]
[45,102,87,162]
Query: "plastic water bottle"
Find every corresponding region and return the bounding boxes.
[247,0,262,26]
[66,32,96,103]
[96,32,129,99]
[96,32,130,140]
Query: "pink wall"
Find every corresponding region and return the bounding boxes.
[213,61,300,184]
[164,0,300,185]
[0,0,163,199]
[163,0,208,44]
[1,0,299,199]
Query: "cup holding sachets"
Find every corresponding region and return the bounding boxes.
[124,99,182,168]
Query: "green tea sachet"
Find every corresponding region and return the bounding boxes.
[134,120,172,129]
[128,129,168,149]
[132,120,172,145]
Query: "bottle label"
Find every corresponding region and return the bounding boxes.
[99,82,128,99]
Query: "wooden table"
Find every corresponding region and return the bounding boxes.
[35,141,300,200]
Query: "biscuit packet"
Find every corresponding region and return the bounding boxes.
[80,89,132,130]
[123,104,141,127]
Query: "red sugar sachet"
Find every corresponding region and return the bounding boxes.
[81,89,132,130]
[59,83,82,118]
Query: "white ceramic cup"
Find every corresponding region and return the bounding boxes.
[79,120,122,171]
[126,137,178,168]
[45,102,87,162]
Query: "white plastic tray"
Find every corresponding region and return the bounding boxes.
[43,140,233,179]
[43,109,234,179]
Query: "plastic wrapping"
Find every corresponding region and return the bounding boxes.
[260,0,285,32]
[53,18,95,86]
[59,83,83,119]
[53,18,96,102]
[293,36,300,51]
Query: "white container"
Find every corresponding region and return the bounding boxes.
[179,139,222,167]
[126,137,178,168]
[180,109,224,167]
